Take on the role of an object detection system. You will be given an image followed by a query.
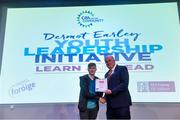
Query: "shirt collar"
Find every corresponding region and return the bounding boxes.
[110,64,117,73]
[88,74,95,80]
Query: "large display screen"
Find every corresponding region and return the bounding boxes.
[0,2,180,103]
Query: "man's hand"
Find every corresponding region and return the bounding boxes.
[99,97,106,104]
[105,89,112,95]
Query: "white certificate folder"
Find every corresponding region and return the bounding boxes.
[95,78,107,92]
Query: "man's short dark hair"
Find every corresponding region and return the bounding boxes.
[88,62,96,69]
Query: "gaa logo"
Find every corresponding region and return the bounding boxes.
[77,10,103,28]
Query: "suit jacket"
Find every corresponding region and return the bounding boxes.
[78,74,103,112]
[105,65,132,108]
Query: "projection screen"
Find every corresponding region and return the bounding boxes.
[0,2,180,104]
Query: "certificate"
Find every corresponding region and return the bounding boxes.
[95,78,107,92]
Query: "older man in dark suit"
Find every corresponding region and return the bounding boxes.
[102,55,132,119]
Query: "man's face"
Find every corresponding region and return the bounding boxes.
[88,66,96,75]
[105,56,115,70]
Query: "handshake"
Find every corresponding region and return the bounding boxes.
[99,97,106,104]
[98,89,112,104]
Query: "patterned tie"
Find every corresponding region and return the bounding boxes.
[107,69,112,81]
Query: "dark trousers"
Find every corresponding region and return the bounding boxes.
[79,107,98,119]
[106,106,131,119]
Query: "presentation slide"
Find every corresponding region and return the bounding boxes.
[0,2,180,104]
